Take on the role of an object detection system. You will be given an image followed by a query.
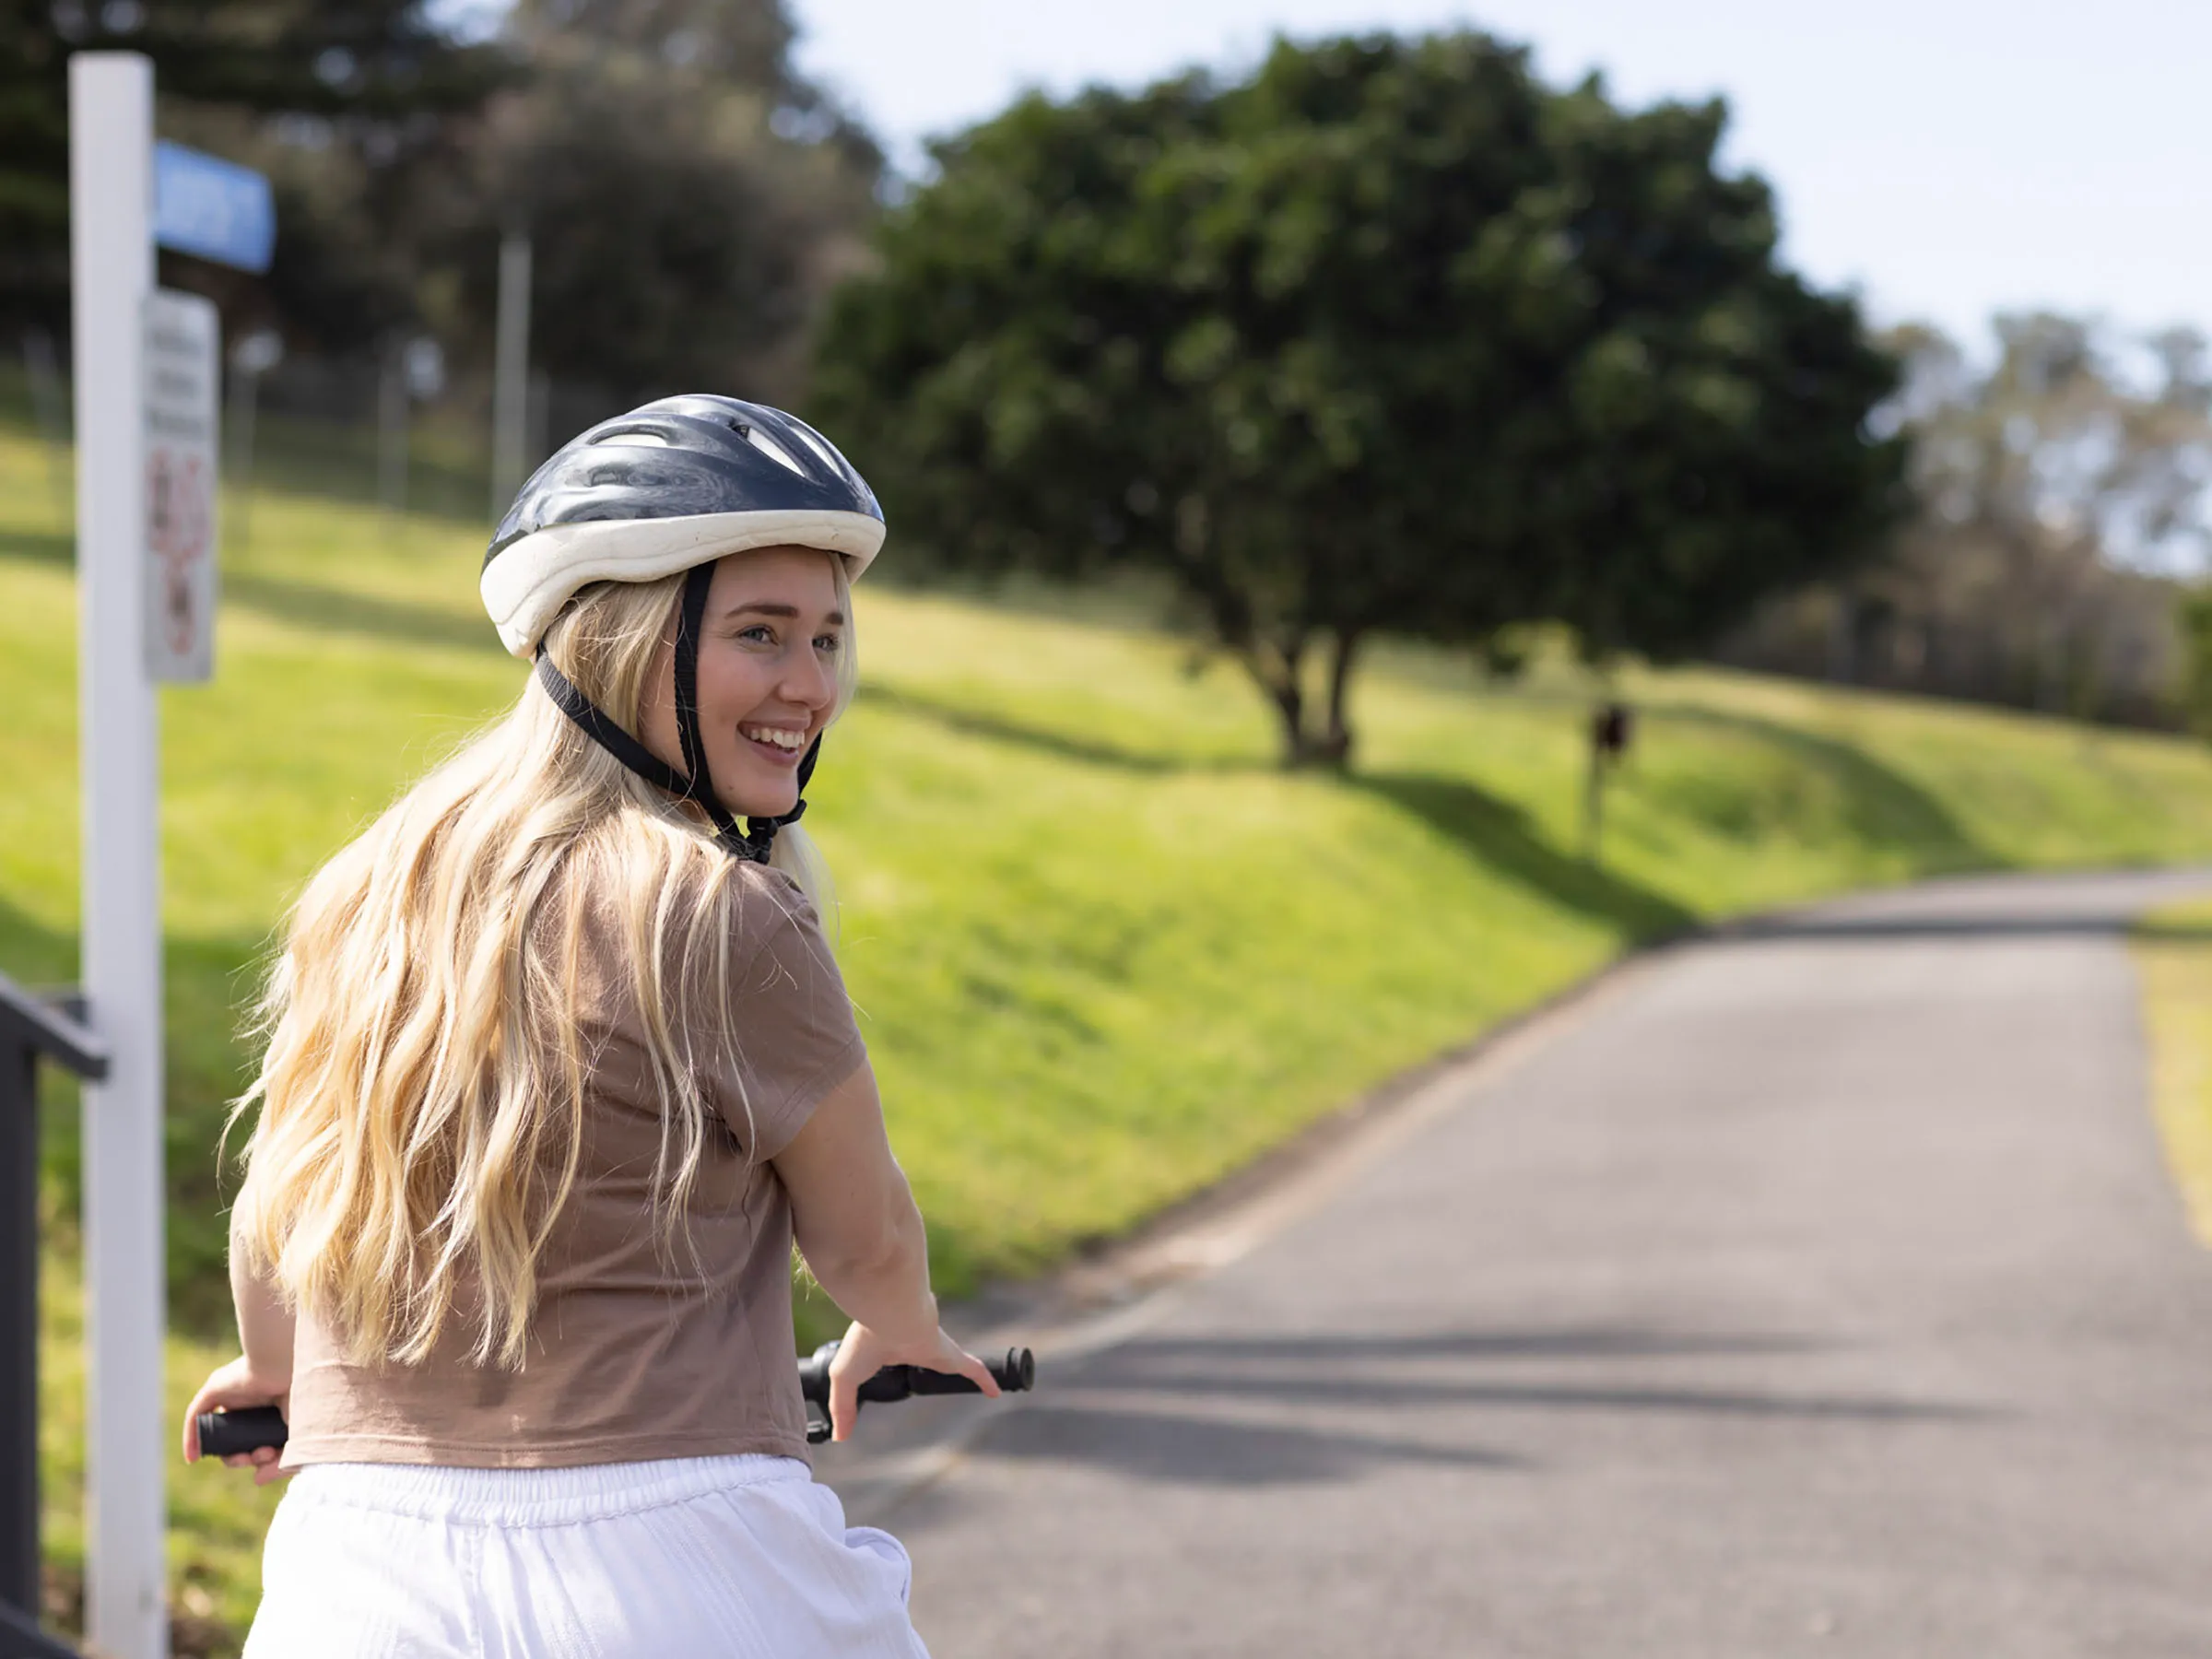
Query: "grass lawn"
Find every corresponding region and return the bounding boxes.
[2133,898,2212,1249]
[11,415,2212,1651]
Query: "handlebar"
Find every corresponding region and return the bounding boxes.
[796,1339,1036,1444]
[194,1341,1037,1460]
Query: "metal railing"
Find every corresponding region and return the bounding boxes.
[1,973,106,1657]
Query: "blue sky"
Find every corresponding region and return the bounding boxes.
[788,0,2211,351]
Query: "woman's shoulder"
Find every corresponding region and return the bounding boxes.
[714,858,829,959]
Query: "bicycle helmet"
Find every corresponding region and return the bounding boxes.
[482,394,885,863]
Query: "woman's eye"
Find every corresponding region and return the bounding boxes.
[814,633,841,653]
[736,624,776,645]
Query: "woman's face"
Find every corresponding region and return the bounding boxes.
[639,547,846,821]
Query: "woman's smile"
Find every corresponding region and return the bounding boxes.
[739,722,813,764]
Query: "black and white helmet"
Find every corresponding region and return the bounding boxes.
[483,394,884,864]
[482,393,885,658]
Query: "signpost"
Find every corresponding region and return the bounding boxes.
[150,141,276,276]
[70,54,168,1659]
[65,53,272,1659]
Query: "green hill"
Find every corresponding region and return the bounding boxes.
[9,421,2212,1646]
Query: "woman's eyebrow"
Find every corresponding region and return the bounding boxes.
[721,601,846,626]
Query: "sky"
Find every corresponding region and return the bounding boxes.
[788,0,2212,352]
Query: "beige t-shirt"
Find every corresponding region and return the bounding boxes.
[281,862,865,1469]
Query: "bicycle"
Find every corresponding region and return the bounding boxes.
[194,1339,1037,1457]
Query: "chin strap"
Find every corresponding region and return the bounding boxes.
[533,562,817,864]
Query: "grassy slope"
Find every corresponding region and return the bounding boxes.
[11,419,2212,1645]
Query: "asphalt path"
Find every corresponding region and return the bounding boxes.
[832,869,2212,1658]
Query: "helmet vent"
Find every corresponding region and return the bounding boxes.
[744,426,808,477]
[595,429,671,449]
[789,423,840,470]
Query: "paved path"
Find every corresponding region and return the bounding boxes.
[841,870,2212,1658]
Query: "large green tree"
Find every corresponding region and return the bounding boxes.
[814,31,1903,765]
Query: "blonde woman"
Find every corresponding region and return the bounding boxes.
[182,396,995,1656]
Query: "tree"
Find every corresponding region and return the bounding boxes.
[419,0,879,404]
[813,31,1901,766]
[1724,315,2212,729]
[0,1,505,328]
[1522,89,1906,666]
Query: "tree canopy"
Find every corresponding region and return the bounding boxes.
[2,0,878,399]
[1,0,506,324]
[813,31,1905,763]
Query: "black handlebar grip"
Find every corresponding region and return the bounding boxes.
[798,1342,1037,1441]
[903,1348,1037,1396]
[195,1406,288,1459]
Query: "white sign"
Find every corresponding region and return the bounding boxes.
[143,288,219,681]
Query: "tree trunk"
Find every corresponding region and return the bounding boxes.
[1228,629,1317,767]
[1314,628,1361,769]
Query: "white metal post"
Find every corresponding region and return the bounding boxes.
[70,52,169,1659]
[489,230,532,519]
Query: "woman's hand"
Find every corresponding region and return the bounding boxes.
[182,1355,292,1487]
[826,1318,1001,1443]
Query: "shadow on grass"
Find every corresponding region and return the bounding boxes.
[2,523,498,656]
[0,524,70,569]
[862,686,1695,938]
[1352,770,1697,939]
[222,571,496,655]
[1639,702,1990,871]
[856,683,1267,775]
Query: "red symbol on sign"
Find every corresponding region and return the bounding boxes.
[147,447,210,657]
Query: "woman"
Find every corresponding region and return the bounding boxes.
[182,395,994,1656]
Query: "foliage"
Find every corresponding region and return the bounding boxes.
[815,30,1902,765]
[2180,585,2212,738]
[1,0,879,399]
[441,0,879,402]
[0,0,507,329]
[1516,88,1907,666]
[1728,315,2212,727]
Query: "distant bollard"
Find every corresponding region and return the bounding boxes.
[1592,701,1635,761]
[1583,700,1635,864]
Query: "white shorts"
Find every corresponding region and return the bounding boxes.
[243,1454,930,1658]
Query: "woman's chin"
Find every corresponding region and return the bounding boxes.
[717,783,800,824]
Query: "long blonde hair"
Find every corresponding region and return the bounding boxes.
[230,556,858,1369]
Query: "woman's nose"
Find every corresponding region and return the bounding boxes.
[781,644,837,710]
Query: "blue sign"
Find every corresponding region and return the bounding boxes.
[153,142,276,274]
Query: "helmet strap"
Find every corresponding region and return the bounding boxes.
[535,562,818,865]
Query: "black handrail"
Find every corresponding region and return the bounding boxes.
[1,971,105,1654]
[0,1595,83,1659]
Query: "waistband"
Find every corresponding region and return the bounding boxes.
[288,1453,809,1525]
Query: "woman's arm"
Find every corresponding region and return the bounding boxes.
[773,1060,999,1440]
[180,1185,298,1482]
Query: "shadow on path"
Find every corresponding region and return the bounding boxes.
[970,1401,1524,1488]
[1722,912,2212,945]
[956,1324,1993,1490]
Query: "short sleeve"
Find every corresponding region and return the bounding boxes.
[710,876,866,1160]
